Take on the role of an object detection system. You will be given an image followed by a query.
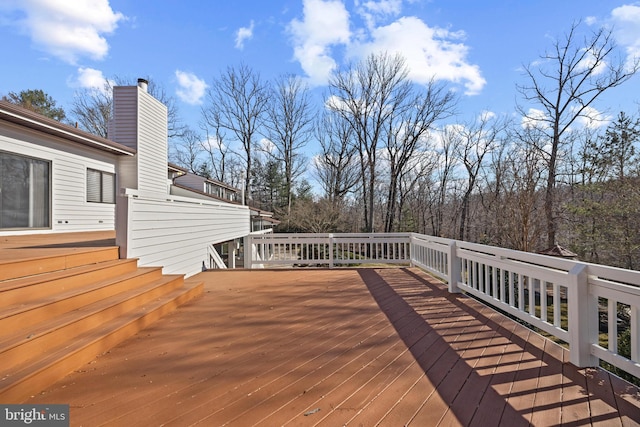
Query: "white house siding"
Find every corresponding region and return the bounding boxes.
[118,190,250,277]
[0,121,120,235]
[111,87,138,190]
[136,90,168,194]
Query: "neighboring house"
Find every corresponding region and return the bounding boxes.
[0,100,135,235]
[0,79,251,276]
[166,164,279,267]
[250,207,280,232]
[167,163,279,234]
[169,163,241,204]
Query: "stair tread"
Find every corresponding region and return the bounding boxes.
[0,274,184,353]
[0,280,203,392]
[0,258,138,292]
[0,246,119,266]
[0,266,162,322]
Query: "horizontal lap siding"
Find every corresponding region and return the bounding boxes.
[111,88,138,190]
[137,91,167,194]
[0,122,119,235]
[128,197,250,277]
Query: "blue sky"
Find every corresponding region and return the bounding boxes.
[1,1,639,153]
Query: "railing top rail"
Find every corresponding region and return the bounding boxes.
[248,231,640,288]
[122,188,249,210]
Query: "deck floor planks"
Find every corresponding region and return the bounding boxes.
[101,272,393,426]
[21,265,639,427]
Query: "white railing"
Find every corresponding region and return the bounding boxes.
[246,233,411,268]
[246,232,640,380]
[207,244,227,269]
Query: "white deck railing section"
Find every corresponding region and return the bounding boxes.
[246,232,640,380]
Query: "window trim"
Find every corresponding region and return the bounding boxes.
[0,150,52,230]
[86,168,116,204]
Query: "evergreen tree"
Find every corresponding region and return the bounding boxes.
[4,89,66,121]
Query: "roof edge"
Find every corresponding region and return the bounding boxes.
[0,100,136,156]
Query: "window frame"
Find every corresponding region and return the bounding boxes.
[0,150,51,230]
[86,168,116,204]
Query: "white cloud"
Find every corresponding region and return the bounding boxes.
[259,138,276,153]
[67,67,113,95]
[577,48,607,76]
[75,67,108,89]
[574,105,611,129]
[287,0,351,86]
[235,20,255,50]
[584,16,598,26]
[287,1,485,95]
[356,0,402,29]
[352,16,486,95]
[1,0,125,64]
[175,70,208,105]
[478,110,496,122]
[610,4,640,68]
[521,108,549,129]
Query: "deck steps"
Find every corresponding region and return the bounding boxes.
[0,246,203,403]
[0,246,121,281]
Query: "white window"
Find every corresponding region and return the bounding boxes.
[0,151,50,229]
[87,168,115,204]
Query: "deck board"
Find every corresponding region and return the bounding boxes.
[25,266,640,426]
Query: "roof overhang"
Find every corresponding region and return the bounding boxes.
[0,101,136,156]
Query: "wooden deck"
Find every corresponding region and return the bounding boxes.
[23,266,639,426]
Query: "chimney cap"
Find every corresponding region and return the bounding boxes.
[137,78,149,92]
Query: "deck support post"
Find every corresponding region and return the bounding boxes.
[568,263,598,367]
[447,241,461,293]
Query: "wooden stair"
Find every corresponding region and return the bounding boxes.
[0,246,203,403]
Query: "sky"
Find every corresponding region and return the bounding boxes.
[1,0,639,169]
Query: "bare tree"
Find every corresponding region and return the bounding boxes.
[518,21,639,247]
[383,80,456,232]
[500,124,549,251]
[455,113,506,240]
[70,76,185,139]
[431,125,462,237]
[202,64,270,200]
[264,74,314,217]
[199,109,242,184]
[313,112,360,204]
[395,151,437,232]
[327,52,426,232]
[169,128,203,173]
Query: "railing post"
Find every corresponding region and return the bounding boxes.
[568,263,598,367]
[447,241,461,293]
[243,235,252,269]
[329,233,334,269]
[408,234,414,267]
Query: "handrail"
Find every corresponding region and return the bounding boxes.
[207,244,227,269]
[246,232,640,381]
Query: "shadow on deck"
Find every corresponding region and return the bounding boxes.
[26,267,640,426]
